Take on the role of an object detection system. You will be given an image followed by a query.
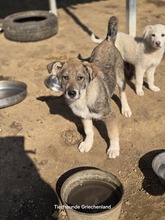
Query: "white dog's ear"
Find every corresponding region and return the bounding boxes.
[143,25,153,38]
[47,61,65,75]
[83,61,98,81]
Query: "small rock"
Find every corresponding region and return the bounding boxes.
[60,129,82,145]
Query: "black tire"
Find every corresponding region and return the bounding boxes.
[2,10,58,42]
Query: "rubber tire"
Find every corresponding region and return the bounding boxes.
[2,10,58,42]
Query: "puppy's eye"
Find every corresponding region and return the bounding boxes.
[152,34,155,37]
[161,34,165,37]
[77,76,84,81]
[62,75,69,81]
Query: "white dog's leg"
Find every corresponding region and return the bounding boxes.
[146,67,160,92]
[104,113,120,159]
[135,66,145,96]
[78,119,94,152]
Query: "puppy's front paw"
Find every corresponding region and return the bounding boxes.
[107,142,120,159]
[122,107,132,117]
[149,85,160,92]
[136,89,144,96]
[78,141,92,152]
[107,148,120,158]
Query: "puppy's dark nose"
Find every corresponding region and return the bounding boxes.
[155,41,161,46]
[68,90,77,98]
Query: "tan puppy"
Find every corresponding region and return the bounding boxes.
[47,17,131,158]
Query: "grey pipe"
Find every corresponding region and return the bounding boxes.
[49,0,58,16]
[126,0,136,36]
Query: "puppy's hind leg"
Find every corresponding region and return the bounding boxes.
[116,75,132,117]
[135,66,145,96]
[78,119,94,152]
[104,112,120,158]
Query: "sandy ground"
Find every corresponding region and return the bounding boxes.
[0,0,165,219]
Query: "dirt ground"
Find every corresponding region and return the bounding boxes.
[0,0,165,220]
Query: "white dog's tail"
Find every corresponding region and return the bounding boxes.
[90,33,104,44]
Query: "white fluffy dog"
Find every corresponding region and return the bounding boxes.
[91,24,165,96]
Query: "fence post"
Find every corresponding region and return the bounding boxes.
[49,0,58,16]
[126,0,136,36]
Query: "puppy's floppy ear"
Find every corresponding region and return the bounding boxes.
[83,61,98,81]
[143,25,153,38]
[47,61,65,75]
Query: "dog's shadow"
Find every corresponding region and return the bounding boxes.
[124,62,152,93]
[37,95,111,151]
[37,95,83,134]
[139,149,165,196]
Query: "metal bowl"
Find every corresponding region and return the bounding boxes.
[44,75,62,91]
[152,151,165,185]
[0,80,27,109]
